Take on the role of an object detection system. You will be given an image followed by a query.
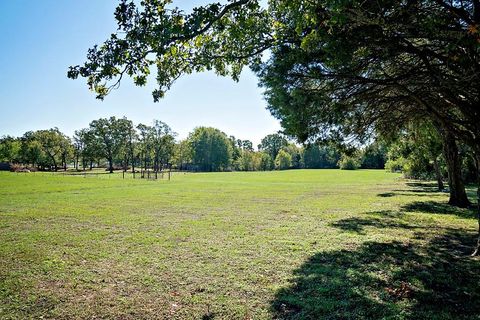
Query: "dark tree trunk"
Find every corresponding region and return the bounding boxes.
[442,131,470,208]
[433,157,444,191]
[131,153,135,173]
[108,157,113,173]
[89,160,93,170]
[51,156,57,172]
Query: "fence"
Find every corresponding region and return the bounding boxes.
[43,169,175,181]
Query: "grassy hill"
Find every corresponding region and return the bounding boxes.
[0,170,478,319]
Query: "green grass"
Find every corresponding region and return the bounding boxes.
[0,170,478,319]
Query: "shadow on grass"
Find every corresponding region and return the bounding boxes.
[330,210,412,234]
[377,181,446,198]
[331,217,415,234]
[377,192,395,197]
[402,201,476,219]
[405,181,444,191]
[271,231,480,319]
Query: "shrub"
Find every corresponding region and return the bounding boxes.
[338,155,361,170]
[385,158,407,173]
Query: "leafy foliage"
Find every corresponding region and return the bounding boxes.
[275,149,292,170]
[188,127,232,171]
[338,154,361,170]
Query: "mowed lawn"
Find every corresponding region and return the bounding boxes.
[0,170,479,319]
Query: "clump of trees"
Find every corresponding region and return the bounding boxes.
[0,117,176,174]
[0,128,72,171]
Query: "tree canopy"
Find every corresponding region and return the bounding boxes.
[68,0,480,150]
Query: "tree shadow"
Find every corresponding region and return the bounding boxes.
[379,182,478,201]
[405,181,441,191]
[330,210,412,234]
[378,181,446,198]
[377,192,395,197]
[271,231,480,319]
[402,201,476,219]
[331,217,416,234]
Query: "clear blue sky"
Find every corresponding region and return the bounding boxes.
[0,1,280,146]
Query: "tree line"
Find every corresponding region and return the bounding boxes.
[5,116,476,189]
[1,117,393,173]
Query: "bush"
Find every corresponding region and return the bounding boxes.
[338,155,361,170]
[385,158,407,173]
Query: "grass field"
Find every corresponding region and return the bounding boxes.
[0,170,479,319]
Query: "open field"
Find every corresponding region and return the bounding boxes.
[0,170,479,319]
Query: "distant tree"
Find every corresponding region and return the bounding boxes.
[338,154,361,170]
[385,122,448,191]
[417,124,446,191]
[188,127,232,171]
[229,136,242,166]
[259,152,273,171]
[59,134,73,171]
[0,136,21,163]
[19,132,43,168]
[73,130,85,170]
[78,128,102,170]
[258,133,288,161]
[236,149,256,171]
[89,117,125,173]
[275,149,292,170]
[136,123,154,172]
[34,128,65,171]
[125,123,138,173]
[172,139,192,171]
[115,118,136,172]
[241,140,254,152]
[281,144,302,169]
[151,120,176,172]
[302,144,340,169]
[361,142,388,170]
[250,151,263,171]
[231,138,256,171]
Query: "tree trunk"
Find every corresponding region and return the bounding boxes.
[131,153,135,173]
[433,157,444,191]
[51,156,57,172]
[108,158,113,173]
[442,131,470,208]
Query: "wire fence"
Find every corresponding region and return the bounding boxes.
[27,169,179,181]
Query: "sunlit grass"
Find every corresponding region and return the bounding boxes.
[0,170,478,319]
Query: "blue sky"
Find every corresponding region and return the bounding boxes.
[0,1,280,146]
